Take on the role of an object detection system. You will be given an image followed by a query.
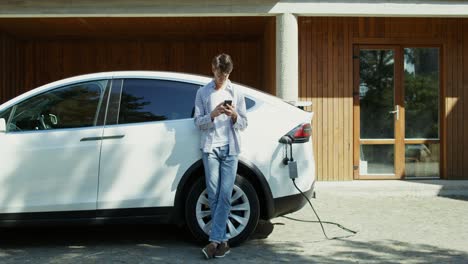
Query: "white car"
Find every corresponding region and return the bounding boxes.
[0,71,315,245]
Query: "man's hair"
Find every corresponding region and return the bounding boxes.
[212,53,233,74]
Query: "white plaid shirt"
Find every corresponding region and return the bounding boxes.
[194,80,248,155]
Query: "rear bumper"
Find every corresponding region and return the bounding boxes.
[271,181,315,218]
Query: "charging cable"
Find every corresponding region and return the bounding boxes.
[279,135,357,239]
[285,178,357,240]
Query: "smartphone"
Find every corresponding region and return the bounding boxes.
[224,100,232,106]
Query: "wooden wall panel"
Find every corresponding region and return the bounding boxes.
[0,34,6,102]
[457,19,468,179]
[17,38,263,94]
[0,17,274,104]
[0,33,24,103]
[299,17,468,180]
[444,19,463,180]
[452,20,461,179]
[299,17,355,181]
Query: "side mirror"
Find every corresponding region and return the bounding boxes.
[0,118,6,133]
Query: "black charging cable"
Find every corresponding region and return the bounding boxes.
[278,135,357,239]
[285,178,357,240]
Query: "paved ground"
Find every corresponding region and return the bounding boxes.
[1,180,467,263]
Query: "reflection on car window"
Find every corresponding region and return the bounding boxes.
[118,79,200,124]
[7,80,107,132]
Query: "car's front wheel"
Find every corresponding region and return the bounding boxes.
[185,176,260,246]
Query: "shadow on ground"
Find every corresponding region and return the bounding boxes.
[403,180,468,201]
[0,222,467,263]
[246,239,468,264]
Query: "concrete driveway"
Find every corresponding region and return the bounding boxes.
[1,180,467,263]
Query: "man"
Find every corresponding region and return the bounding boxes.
[194,54,248,259]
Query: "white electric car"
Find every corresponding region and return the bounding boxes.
[0,71,315,245]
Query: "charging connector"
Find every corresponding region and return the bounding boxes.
[279,136,292,144]
[288,161,298,179]
[279,136,297,179]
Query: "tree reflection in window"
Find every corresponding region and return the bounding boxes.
[119,92,167,123]
[50,84,103,128]
[404,48,439,139]
[359,49,395,139]
[117,79,199,125]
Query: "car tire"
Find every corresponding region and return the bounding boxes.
[185,175,260,247]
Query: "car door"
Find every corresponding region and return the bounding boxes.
[97,78,201,210]
[0,80,109,213]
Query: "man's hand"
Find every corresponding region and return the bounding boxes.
[210,102,225,121]
[224,104,238,123]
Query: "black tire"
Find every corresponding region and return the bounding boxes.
[185,175,260,247]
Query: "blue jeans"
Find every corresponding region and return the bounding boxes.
[202,145,238,243]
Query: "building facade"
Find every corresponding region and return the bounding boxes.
[1,1,467,180]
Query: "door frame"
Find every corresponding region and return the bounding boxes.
[353,43,444,180]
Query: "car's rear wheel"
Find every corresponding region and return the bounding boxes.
[185,176,260,246]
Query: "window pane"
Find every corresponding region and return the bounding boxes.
[245,97,255,110]
[405,143,440,178]
[119,79,199,124]
[404,48,439,139]
[360,145,394,175]
[8,81,107,131]
[359,50,395,139]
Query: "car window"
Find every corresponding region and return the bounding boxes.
[7,80,108,132]
[245,97,255,110]
[118,79,200,124]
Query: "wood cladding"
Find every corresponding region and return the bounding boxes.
[0,34,24,104]
[0,17,270,39]
[299,17,468,180]
[0,17,274,103]
[19,39,263,91]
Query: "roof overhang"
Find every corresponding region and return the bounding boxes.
[0,1,468,18]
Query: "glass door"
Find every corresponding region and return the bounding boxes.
[354,46,403,179]
[353,45,441,179]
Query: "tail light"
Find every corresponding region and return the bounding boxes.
[280,123,312,144]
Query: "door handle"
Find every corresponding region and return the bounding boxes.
[80,137,102,142]
[81,135,125,141]
[102,135,125,140]
[388,105,399,120]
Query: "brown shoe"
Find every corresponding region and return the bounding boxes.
[214,242,231,258]
[202,242,218,259]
